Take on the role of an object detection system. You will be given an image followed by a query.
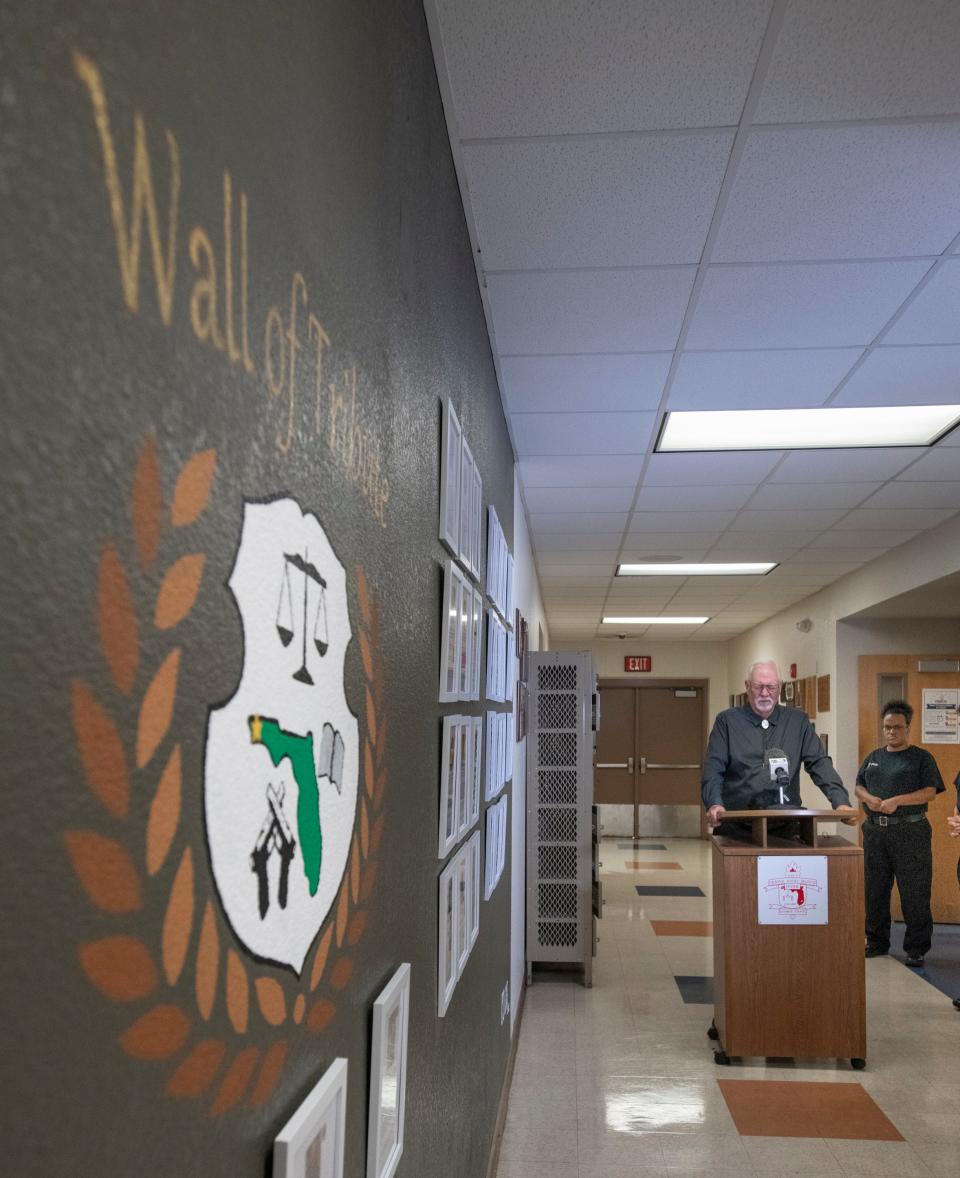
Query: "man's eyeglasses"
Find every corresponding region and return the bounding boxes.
[748,683,780,695]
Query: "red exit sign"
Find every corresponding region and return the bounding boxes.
[624,656,652,673]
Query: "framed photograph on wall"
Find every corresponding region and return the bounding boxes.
[470,589,483,701]
[484,712,497,801]
[439,560,462,703]
[438,716,460,859]
[468,832,480,950]
[457,716,471,839]
[486,506,500,605]
[457,574,471,700]
[273,1056,347,1178]
[455,849,470,977]
[458,439,475,574]
[367,964,410,1178]
[471,463,483,578]
[438,859,457,1016]
[469,716,482,829]
[439,399,462,556]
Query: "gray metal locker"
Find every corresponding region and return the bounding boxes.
[525,651,598,986]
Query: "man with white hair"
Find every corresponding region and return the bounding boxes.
[701,659,857,833]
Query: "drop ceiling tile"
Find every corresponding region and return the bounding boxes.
[500,354,670,413]
[531,512,629,532]
[434,0,772,137]
[537,564,618,579]
[465,132,733,269]
[538,550,619,567]
[669,348,862,411]
[526,486,636,513]
[539,576,612,591]
[806,529,917,548]
[520,454,645,487]
[606,575,687,589]
[732,509,847,531]
[859,482,960,510]
[896,449,960,480]
[488,268,695,354]
[711,532,820,552]
[792,546,888,563]
[834,508,957,530]
[832,345,960,407]
[714,124,960,263]
[750,483,881,510]
[535,532,626,552]
[642,451,783,485]
[884,260,960,345]
[621,534,717,554]
[635,484,756,511]
[770,447,927,483]
[513,410,656,456]
[628,510,738,533]
[756,0,960,122]
[761,571,832,584]
[686,261,931,350]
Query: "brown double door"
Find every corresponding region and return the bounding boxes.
[595,682,706,838]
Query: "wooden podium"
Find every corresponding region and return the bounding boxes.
[710,810,866,1068]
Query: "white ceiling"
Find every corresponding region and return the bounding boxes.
[425,0,960,643]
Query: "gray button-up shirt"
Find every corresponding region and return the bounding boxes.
[701,704,849,812]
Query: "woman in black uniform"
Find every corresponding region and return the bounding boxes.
[948,769,960,1009]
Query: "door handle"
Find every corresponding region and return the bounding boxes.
[638,755,645,774]
[643,762,701,770]
[596,762,628,769]
[627,755,634,774]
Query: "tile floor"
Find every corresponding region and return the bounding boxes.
[497,837,960,1177]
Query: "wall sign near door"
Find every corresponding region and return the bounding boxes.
[624,656,652,673]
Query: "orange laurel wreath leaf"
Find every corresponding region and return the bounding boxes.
[132,434,163,572]
[210,1047,260,1117]
[307,998,335,1034]
[365,687,378,746]
[78,936,159,1002]
[370,813,385,857]
[171,449,217,527]
[360,798,369,857]
[335,883,349,948]
[329,958,353,990]
[120,1004,190,1060]
[254,978,286,1027]
[162,847,194,986]
[357,628,373,680]
[347,911,366,947]
[309,926,333,993]
[65,831,142,913]
[136,648,181,769]
[166,1039,226,1099]
[71,680,130,820]
[248,1041,288,1108]
[364,739,375,800]
[195,901,220,1022]
[154,554,206,630]
[225,950,249,1034]
[98,543,139,695]
[350,836,360,905]
[361,863,378,902]
[292,995,305,1025]
[146,744,182,876]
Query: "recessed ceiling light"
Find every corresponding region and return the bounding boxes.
[655,405,960,452]
[617,562,776,576]
[602,616,709,625]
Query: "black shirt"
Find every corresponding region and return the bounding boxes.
[701,704,848,812]
[855,745,945,815]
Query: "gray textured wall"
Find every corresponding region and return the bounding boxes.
[0,2,515,1174]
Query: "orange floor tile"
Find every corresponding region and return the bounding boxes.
[627,860,682,869]
[717,1079,905,1140]
[650,920,714,936]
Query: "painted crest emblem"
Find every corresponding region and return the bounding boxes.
[205,498,359,972]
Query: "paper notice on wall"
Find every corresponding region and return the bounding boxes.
[922,688,959,744]
[757,856,828,925]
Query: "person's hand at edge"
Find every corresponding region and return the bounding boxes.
[833,803,859,827]
[706,805,726,829]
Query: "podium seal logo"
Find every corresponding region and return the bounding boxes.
[205,499,359,973]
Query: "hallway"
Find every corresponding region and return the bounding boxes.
[497,837,960,1177]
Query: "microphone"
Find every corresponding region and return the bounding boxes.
[765,747,790,805]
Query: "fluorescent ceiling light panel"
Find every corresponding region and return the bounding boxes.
[617,561,776,576]
[602,616,709,625]
[656,405,960,452]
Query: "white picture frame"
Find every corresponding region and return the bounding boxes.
[367,965,410,1178]
[439,560,462,703]
[455,850,470,976]
[504,710,514,784]
[504,553,514,624]
[484,796,508,901]
[470,589,483,701]
[469,716,482,828]
[471,464,483,579]
[458,439,474,573]
[484,711,497,801]
[457,574,471,700]
[438,716,460,858]
[438,858,458,1016]
[485,506,500,604]
[468,831,481,949]
[457,716,471,839]
[273,1057,347,1178]
[439,399,462,556]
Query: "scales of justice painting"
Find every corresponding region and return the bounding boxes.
[205,499,359,973]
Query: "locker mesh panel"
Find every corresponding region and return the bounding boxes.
[538,693,577,730]
[538,808,577,843]
[538,770,577,806]
[538,731,577,767]
[538,665,577,691]
[538,845,576,879]
[538,883,577,919]
[538,921,578,948]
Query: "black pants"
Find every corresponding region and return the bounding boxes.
[863,818,933,958]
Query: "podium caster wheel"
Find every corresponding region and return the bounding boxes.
[851,1058,866,1070]
[713,1050,731,1066]
[707,1023,719,1041]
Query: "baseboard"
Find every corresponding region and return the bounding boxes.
[485,980,527,1178]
